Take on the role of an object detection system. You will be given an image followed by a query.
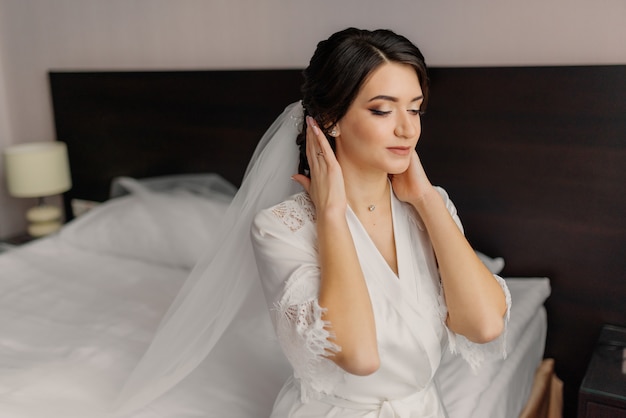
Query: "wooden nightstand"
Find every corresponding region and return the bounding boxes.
[0,233,36,253]
[578,324,626,417]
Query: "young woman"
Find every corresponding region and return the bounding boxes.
[114,27,510,418]
[250,28,509,417]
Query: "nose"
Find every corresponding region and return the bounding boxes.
[394,111,419,139]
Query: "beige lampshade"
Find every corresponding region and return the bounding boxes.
[4,141,72,198]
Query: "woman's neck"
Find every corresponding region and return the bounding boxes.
[343,169,390,216]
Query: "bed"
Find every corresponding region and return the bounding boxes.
[0,231,552,418]
[1,65,624,417]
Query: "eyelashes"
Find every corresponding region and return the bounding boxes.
[369,109,424,116]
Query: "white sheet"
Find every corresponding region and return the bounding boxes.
[437,278,551,418]
[471,308,547,418]
[0,237,189,418]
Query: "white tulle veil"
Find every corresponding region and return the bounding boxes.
[112,101,304,416]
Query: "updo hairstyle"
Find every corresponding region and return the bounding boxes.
[297,27,429,176]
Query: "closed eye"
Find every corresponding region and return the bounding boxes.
[369,109,424,116]
[369,109,392,116]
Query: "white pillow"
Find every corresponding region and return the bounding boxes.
[60,183,231,269]
[109,173,237,201]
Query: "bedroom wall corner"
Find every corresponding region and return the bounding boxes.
[0,0,29,238]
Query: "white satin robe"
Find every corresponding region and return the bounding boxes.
[251,187,510,418]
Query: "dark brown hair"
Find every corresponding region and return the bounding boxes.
[297,28,429,175]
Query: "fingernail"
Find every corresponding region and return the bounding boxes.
[306,116,320,135]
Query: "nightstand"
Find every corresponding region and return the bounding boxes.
[578,324,626,417]
[0,233,36,254]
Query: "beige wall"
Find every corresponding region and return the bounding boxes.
[1,0,625,237]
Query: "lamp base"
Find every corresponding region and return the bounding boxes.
[25,205,62,237]
[27,220,62,237]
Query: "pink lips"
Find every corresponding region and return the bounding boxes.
[387,147,411,156]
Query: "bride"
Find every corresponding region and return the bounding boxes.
[114,28,510,418]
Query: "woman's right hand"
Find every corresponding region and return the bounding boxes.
[293,117,380,376]
[292,116,347,217]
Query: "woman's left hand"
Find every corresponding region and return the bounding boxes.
[390,150,435,206]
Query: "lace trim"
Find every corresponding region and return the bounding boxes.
[271,193,316,232]
[437,274,511,372]
[274,299,343,402]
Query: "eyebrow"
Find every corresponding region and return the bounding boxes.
[368,95,423,103]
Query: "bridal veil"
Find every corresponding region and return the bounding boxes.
[112,102,304,415]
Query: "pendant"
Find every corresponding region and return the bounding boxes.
[368,205,376,212]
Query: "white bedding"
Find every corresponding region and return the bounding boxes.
[0,176,552,418]
[438,303,548,418]
[0,237,189,417]
[472,308,547,418]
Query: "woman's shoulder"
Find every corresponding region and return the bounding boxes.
[254,191,317,233]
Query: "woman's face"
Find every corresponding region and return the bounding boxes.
[335,62,423,176]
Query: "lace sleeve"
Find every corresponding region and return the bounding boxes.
[437,275,512,371]
[273,272,344,401]
[251,193,345,401]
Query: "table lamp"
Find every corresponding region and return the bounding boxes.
[4,141,72,237]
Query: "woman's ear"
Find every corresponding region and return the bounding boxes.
[329,125,340,137]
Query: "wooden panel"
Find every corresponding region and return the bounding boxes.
[578,325,626,417]
[49,69,304,219]
[419,66,626,417]
[586,402,626,418]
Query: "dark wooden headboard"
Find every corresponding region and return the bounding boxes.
[420,65,626,418]
[49,69,304,218]
[49,66,626,417]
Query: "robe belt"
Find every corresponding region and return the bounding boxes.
[319,382,439,418]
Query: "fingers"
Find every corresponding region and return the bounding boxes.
[305,116,333,163]
[305,116,318,169]
[410,150,429,181]
[292,174,311,193]
[390,149,434,204]
[306,115,320,137]
[301,116,347,211]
